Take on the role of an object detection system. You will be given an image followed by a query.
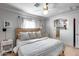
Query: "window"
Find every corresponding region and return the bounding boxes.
[22,19,36,28]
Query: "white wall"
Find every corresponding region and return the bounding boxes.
[0,8,46,49]
[0,8,20,49]
[0,8,19,41]
[46,10,79,47]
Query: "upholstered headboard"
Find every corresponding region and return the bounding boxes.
[16,28,41,39]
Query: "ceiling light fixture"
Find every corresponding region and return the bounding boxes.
[43,3,48,15]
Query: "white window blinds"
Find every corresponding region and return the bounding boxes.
[22,19,36,28]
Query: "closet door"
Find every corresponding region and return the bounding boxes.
[75,18,79,48]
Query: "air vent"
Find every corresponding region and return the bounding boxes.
[34,3,40,7]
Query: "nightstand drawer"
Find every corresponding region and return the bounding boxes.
[3,45,12,51]
[1,41,13,46]
[1,40,13,46]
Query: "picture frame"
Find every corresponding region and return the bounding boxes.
[4,20,12,28]
[54,18,68,29]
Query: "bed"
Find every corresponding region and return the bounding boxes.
[13,28,65,56]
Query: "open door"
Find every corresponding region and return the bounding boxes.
[74,18,79,48]
[73,18,76,47]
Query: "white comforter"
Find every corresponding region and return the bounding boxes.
[13,37,64,56]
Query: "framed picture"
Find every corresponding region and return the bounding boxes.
[4,20,12,28]
[54,18,68,29]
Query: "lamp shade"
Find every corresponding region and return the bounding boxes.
[2,28,7,32]
[43,3,48,15]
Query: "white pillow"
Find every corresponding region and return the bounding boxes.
[32,32,37,38]
[28,32,36,39]
[36,31,42,38]
[19,32,30,41]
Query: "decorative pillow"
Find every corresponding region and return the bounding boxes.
[36,31,42,38]
[28,32,36,39]
[42,32,48,37]
[19,32,30,41]
[32,32,37,38]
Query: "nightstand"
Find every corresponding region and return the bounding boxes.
[1,39,13,55]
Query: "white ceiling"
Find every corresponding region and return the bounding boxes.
[1,3,79,17]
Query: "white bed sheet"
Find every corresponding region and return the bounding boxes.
[16,37,48,46]
[13,37,48,53]
[13,37,64,56]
